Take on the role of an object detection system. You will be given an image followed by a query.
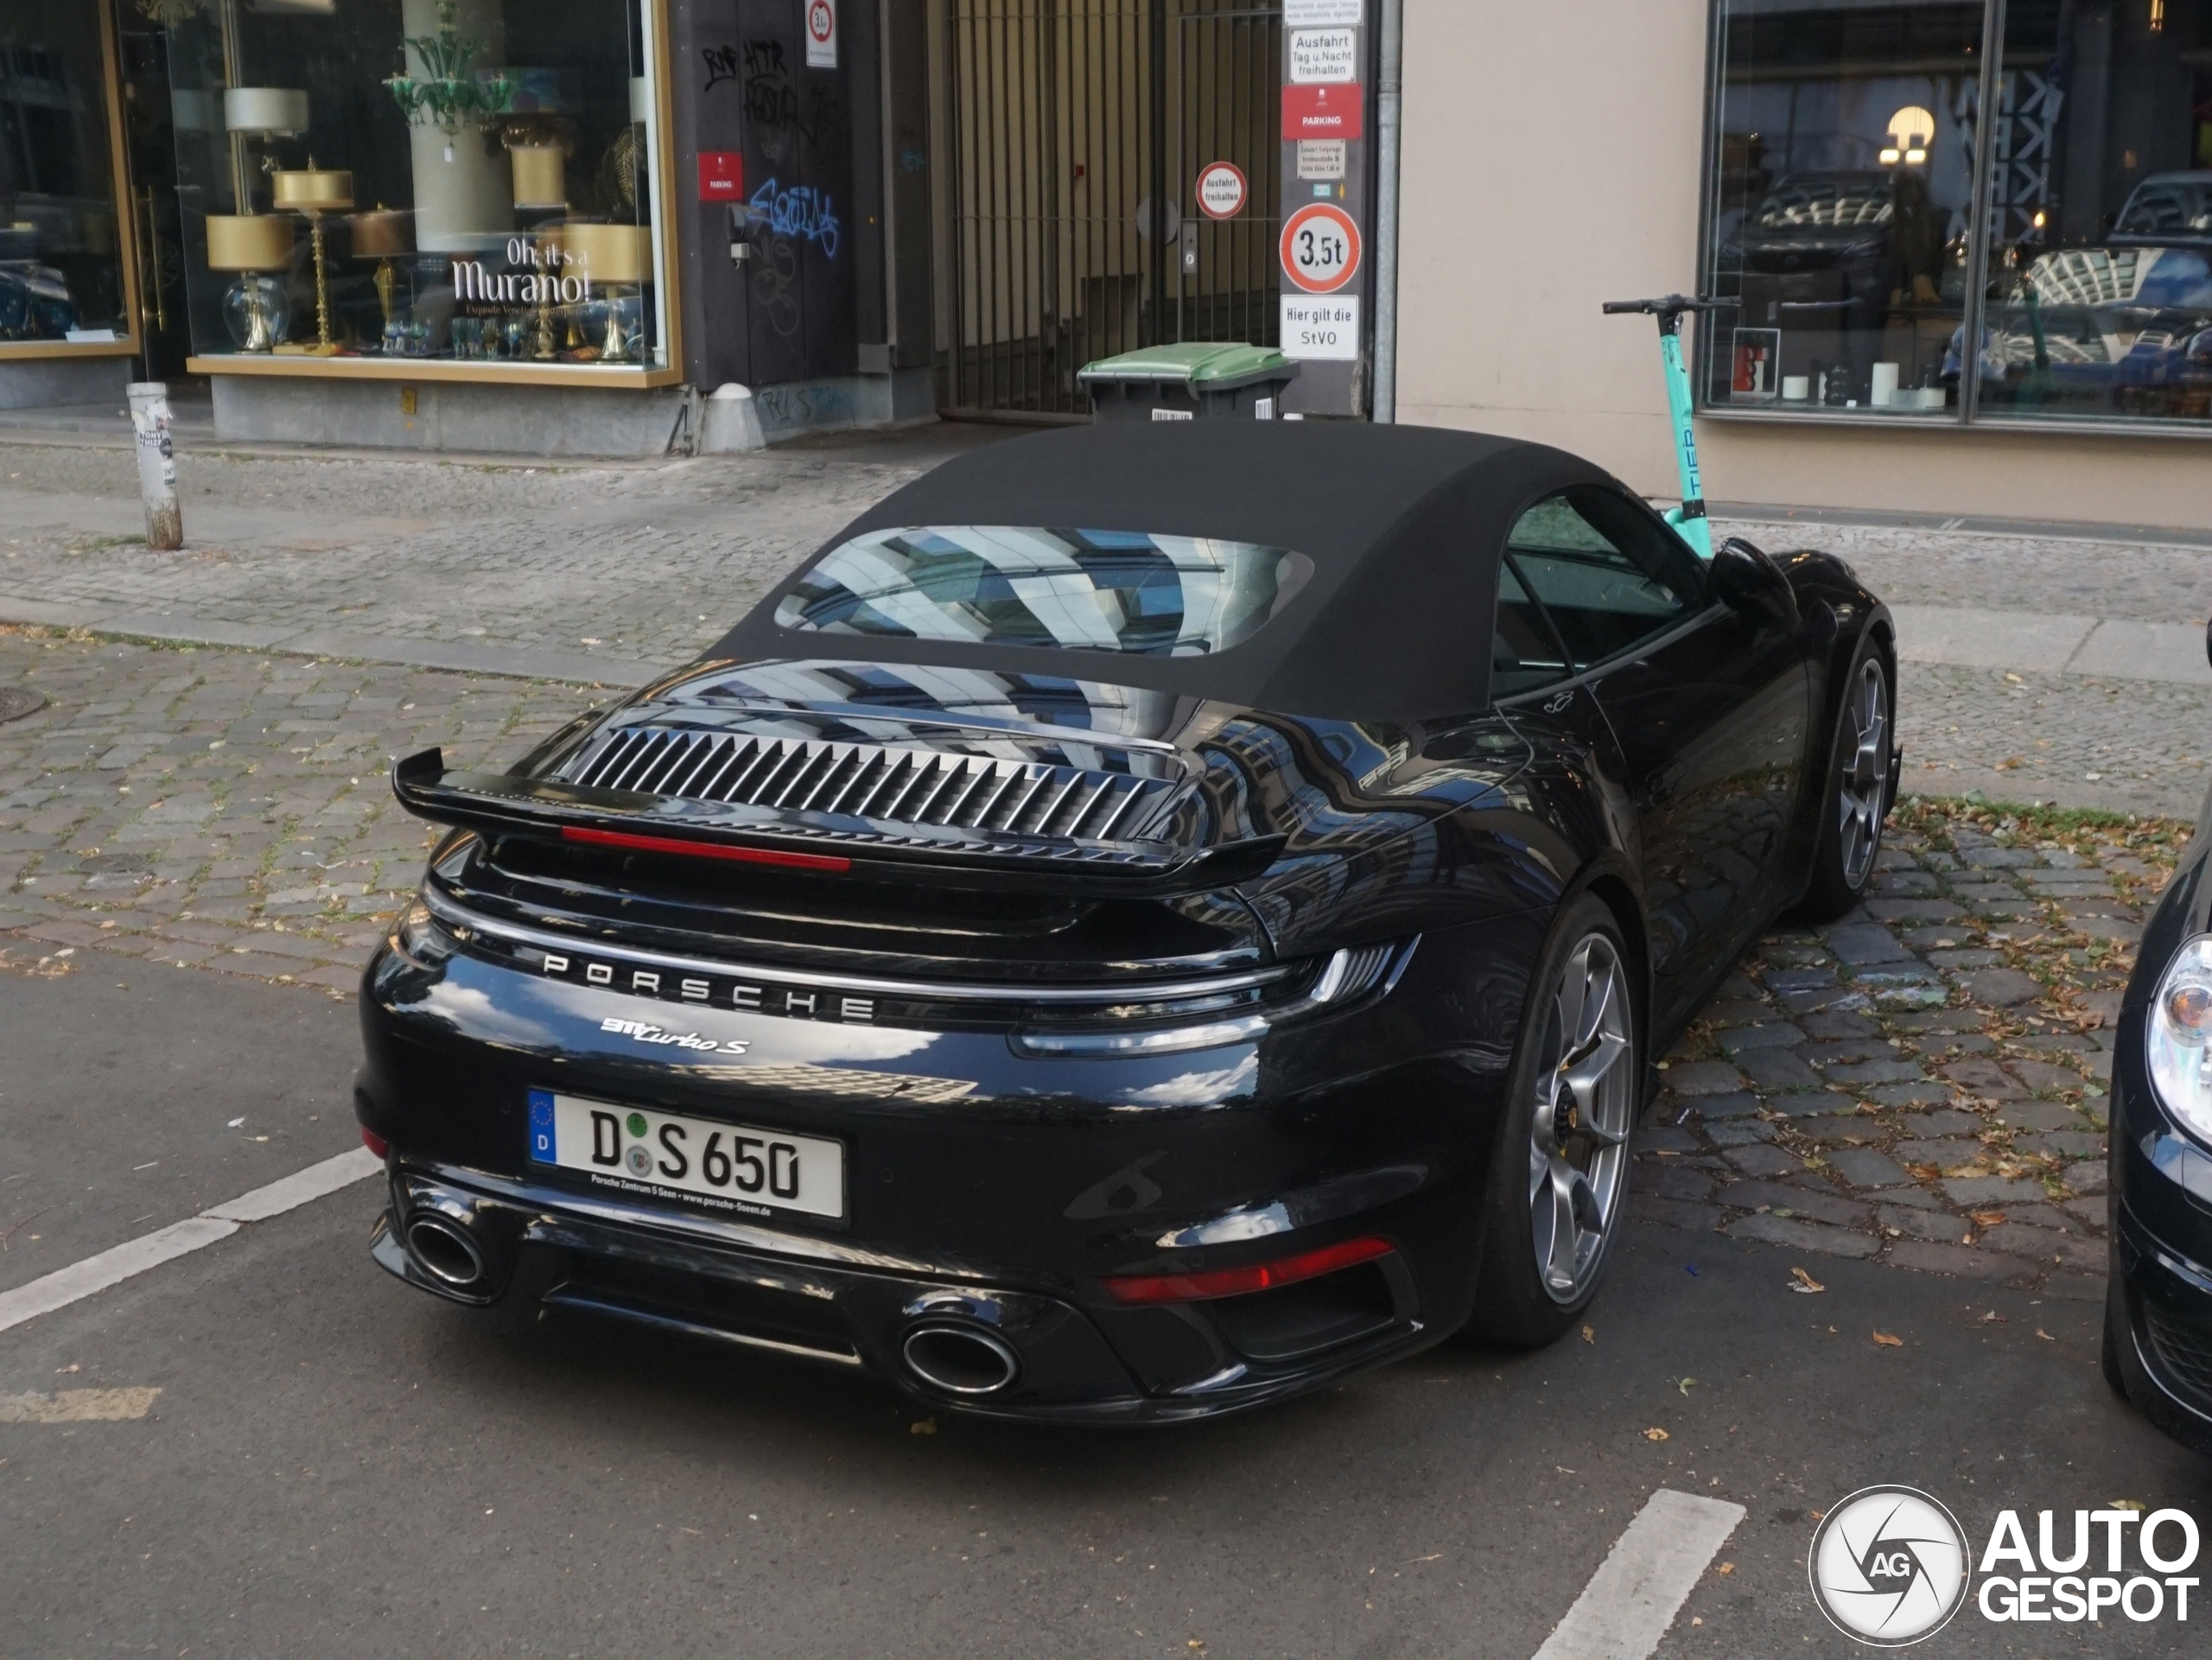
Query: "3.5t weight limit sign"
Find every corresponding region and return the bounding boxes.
[1280,202,1361,295]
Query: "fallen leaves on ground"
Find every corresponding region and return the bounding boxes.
[1581,1325,1594,1344]
[910,1419,937,1436]
[1971,1210,2008,1228]
[2035,1327,2055,1341]
[1873,1330,1904,1348]
[1677,1377,1698,1396]
[1789,1267,1826,1294]
[1716,1561,1736,1575]
[1643,1427,1671,1441]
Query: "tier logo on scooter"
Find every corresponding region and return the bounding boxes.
[1808,1485,1971,1645]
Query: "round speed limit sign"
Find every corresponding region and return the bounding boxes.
[1280,202,1361,295]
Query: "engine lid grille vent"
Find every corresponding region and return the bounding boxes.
[563,728,1178,844]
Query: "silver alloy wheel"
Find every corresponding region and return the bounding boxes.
[1527,932,1634,1305]
[1837,657,1891,890]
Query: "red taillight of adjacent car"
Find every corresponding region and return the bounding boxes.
[361,1127,390,1158]
[1100,1236,1394,1304]
[559,825,852,872]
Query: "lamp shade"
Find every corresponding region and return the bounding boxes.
[225,86,308,136]
[350,207,416,258]
[509,145,568,211]
[556,221,650,284]
[206,213,296,271]
[272,168,354,213]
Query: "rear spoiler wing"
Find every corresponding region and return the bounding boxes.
[391,748,1283,895]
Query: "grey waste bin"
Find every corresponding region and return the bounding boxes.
[1077,343,1300,422]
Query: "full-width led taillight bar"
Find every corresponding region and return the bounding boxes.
[559,824,851,872]
[1100,1236,1394,1304]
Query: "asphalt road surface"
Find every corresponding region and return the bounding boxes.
[3,958,2208,1659]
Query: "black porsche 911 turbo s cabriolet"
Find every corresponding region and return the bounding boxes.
[356,421,1898,1423]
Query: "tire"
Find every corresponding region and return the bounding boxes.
[1465,894,1640,1346]
[1795,635,1894,924]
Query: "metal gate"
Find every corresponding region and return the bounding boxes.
[938,0,1281,419]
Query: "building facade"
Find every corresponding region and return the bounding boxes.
[1,1,2205,528]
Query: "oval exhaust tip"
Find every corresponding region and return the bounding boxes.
[901,1323,1020,1396]
[404,1215,486,1288]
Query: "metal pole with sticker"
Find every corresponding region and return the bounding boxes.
[126,382,182,552]
[1278,0,1370,414]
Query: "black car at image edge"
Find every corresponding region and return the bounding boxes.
[2105,749,2212,1459]
[353,421,1899,1423]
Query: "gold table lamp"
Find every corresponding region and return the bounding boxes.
[350,206,416,345]
[204,213,296,353]
[557,221,650,361]
[271,161,354,355]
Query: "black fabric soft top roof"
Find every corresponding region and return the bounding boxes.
[711,421,1618,722]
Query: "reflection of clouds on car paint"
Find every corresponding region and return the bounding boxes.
[421,982,560,1048]
[1112,1053,1259,1108]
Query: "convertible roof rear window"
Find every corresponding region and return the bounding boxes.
[774,526,1313,657]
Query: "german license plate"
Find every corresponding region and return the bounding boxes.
[527,1089,844,1221]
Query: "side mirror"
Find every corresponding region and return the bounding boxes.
[1711,537,1801,632]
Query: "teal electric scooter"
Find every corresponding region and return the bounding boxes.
[1602,294,1739,559]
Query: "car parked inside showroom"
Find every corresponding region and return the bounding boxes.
[355,421,1899,1422]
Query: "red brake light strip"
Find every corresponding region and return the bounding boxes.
[1100,1236,1393,1304]
[560,824,851,872]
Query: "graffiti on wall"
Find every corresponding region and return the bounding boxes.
[748,177,841,259]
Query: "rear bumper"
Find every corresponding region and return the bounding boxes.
[368,1159,1438,1424]
[355,919,1523,1421]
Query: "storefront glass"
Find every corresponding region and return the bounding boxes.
[1704,0,1987,419]
[162,0,665,374]
[1974,0,2212,426]
[1,2,132,349]
[1705,0,2212,433]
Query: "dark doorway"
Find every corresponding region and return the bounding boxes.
[936,0,1281,420]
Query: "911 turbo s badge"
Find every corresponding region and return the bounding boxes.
[600,1016,752,1056]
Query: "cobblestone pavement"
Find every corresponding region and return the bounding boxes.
[0,626,582,994]
[1635,798,2179,1300]
[1,623,2181,1305]
[1728,514,2212,625]
[0,430,995,675]
[1897,663,2212,819]
[8,437,2212,809]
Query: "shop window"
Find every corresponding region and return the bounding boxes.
[0,3,132,348]
[1704,0,1986,420]
[1974,0,2212,426]
[161,0,664,374]
[1704,0,2212,434]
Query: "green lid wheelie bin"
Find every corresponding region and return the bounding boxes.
[1077,343,1301,423]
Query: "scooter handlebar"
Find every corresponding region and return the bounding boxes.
[1602,295,1741,316]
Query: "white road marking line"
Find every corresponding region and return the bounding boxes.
[203,1148,381,1224]
[0,1387,161,1422]
[1531,1488,1746,1660]
[0,1147,381,1334]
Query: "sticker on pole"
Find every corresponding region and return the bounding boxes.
[1280,202,1361,294]
[805,0,837,68]
[1196,161,1248,220]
